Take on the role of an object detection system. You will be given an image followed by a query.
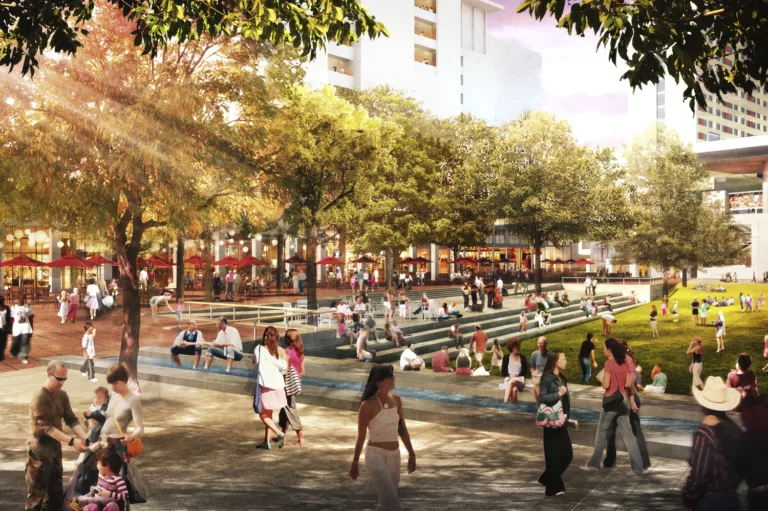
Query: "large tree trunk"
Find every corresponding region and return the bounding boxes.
[339,226,347,271]
[114,220,143,393]
[305,224,318,324]
[175,237,184,300]
[276,234,284,292]
[385,246,393,290]
[203,233,213,301]
[682,268,688,288]
[533,233,543,295]
[662,265,670,297]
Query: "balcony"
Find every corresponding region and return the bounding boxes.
[414,18,437,46]
[414,0,437,22]
[414,45,436,68]
[327,42,354,61]
[328,54,354,89]
[328,71,354,89]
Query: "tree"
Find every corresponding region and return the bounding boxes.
[341,86,450,289]
[1,0,387,76]
[264,86,392,313]
[614,124,747,291]
[518,1,768,109]
[0,11,288,388]
[493,112,630,295]
[432,115,499,272]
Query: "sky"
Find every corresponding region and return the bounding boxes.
[487,1,651,147]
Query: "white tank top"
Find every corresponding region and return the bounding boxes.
[368,394,399,443]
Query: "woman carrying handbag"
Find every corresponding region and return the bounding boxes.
[582,338,645,475]
[279,329,305,446]
[537,351,574,496]
[254,326,289,450]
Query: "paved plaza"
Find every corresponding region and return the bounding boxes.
[0,367,702,511]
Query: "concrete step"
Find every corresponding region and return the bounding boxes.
[341,297,633,362]
[41,354,694,462]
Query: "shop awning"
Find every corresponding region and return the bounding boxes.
[48,254,95,268]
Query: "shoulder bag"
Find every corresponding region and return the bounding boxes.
[601,360,628,413]
[253,345,264,414]
[114,414,143,458]
[284,365,302,396]
[536,377,567,428]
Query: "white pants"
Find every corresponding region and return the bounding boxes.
[365,445,401,511]
[645,385,666,394]
[692,362,703,387]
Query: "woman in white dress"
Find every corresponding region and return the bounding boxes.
[57,290,70,323]
[255,326,289,449]
[86,279,100,320]
[715,311,726,352]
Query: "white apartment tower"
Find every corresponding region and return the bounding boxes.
[304,0,542,125]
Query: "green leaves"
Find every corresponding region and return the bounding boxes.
[1,0,388,76]
[518,0,768,109]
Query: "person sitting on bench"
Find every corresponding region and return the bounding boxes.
[400,342,424,371]
[203,317,243,373]
[170,320,205,369]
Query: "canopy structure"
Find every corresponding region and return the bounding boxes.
[86,255,116,266]
[48,254,94,268]
[142,256,173,268]
[415,256,431,263]
[565,258,576,264]
[239,256,269,266]
[183,255,206,266]
[284,255,307,265]
[351,255,376,263]
[399,257,418,265]
[316,257,343,266]
[573,258,595,265]
[212,256,241,266]
[0,255,45,267]
[552,258,565,264]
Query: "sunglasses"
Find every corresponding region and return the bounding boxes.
[53,375,68,382]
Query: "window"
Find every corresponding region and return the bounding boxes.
[716,109,721,116]
[708,107,713,114]
[460,93,463,105]
[708,120,713,128]
[460,75,463,85]
[698,132,706,140]
[716,123,720,129]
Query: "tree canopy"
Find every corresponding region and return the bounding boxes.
[0,0,387,76]
[518,0,768,109]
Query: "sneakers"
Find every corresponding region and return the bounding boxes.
[22,359,29,364]
[81,372,87,377]
[90,378,98,383]
[580,465,598,472]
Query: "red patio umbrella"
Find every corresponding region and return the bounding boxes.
[399,257,418,265]
[612,259,631,265]
[454,257,476,265]
[142,256,174,268]
[541,258,553,263]
[414,256,431,263]
[85,255,116,266]
[573,258,595,265]
[48,254,95,268]
[284,254,307,264]
[552,258,565,264]
[565,258,576,264]
[316,257,343,266]
[212,256,241,266]
[351,255,376,263]
[0,254,45,267]
[239,255,269,266]
[183,255,206,266]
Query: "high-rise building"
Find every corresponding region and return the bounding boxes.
[304,0,542,125]
[653,74,768,145]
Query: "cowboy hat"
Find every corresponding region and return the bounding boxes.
[692,376,741,411]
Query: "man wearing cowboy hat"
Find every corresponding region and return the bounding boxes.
[682,376,743,511]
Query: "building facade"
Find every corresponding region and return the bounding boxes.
[304,0,542,125]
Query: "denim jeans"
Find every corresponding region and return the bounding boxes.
[579,357,592,383]
[604,396,651,469]
[586,407,644,473]
[299,280,305,294]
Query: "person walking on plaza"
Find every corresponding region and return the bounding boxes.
[170,320,205,369]
[203,317,244,372]
[538,351,573,496]
[255,326,288,449]
[0,296,10,361]
[297,268,306,295]
[531,337,549,404]
[26,360,88,511]
[56,290,69,324]
[80,323,98,382]
[715,310,726,352]
[149,290,174,324]
[603,339,651,471]
[66,288,80,323]
[582,338,644,475]
[584,276,592,296]
[139,267,148,291]
[279,329,305,447]
[349,364,416,511]
[687,337,705,390]
[649,305,659,338]
[578,333,598,383]
[10,297,34,364]
[683,377,743,511]
[225,270,234,300]
[86,279,100,321]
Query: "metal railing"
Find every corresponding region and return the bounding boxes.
[561,276,666,285]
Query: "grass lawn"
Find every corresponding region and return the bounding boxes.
[477,283,768,396]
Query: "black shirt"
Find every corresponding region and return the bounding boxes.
[650,310,658,321]
[691,301,700,314]
[578,338,595,359]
